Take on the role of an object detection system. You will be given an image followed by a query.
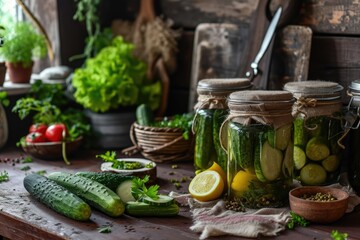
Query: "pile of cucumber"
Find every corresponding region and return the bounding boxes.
[293,116,342,185]
[23,171,179,221]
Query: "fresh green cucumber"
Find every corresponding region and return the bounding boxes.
[75,171,133,192]
[125,201,179,217]
[48,172,124,217]
[213,109,228,171]
[23,173,91,221]
[142,195,174,206]
[136,103,154,126]
[194,109,216,170]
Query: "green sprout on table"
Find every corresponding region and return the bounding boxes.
[0,170,9,183]
[22,157,33,163]
[331,230,348,240]
[97,225,112,234]
[287,212,310,229]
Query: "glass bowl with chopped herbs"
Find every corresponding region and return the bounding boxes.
[289,186,349,224]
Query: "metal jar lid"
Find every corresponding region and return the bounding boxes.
[283,80,343,100]
[197,78,252,96]
[349,79,360,95]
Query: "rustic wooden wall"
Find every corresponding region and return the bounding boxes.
[24,0,59,73]
[26,0,360,113]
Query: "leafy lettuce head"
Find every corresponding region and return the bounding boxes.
[72,36,161,113]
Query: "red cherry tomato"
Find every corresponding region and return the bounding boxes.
[25,132,48,143]
[45,123,68,142]
[29,123,48,134]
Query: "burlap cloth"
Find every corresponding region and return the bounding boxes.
[170,173,360,239]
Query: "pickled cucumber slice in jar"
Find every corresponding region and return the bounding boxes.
[300,163,327,185]
[322,155,340,172]
[294,146,307,170]
[305,137,330,161]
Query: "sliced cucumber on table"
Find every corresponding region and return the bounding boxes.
[142,194,174,206]
[125,201,179,217]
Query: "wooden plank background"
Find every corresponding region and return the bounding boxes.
[23,0,360,114]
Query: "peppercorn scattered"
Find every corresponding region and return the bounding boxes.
[224,197,245,212]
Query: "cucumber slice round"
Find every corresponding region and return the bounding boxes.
[300,163,327,185]
[116,179,135,203]
[322,155,340,172]
[142,194,174,206]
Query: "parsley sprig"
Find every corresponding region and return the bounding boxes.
[0,170,9,183]
[331,230,348,240]
[287,212,310,229]
[131,175,159,201]
[96,151,144,170]
[96,151,126,169]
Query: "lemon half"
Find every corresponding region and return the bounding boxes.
[188,170,224,202]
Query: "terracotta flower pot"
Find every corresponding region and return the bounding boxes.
[0,62,6,86]
[6,61,33,84]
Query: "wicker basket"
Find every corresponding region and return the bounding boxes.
[122,122,194,163]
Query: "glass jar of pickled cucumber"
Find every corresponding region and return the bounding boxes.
[283,81,344,186]
[193,78,252,172]
[346,80,360,195]
[223,90,294,208]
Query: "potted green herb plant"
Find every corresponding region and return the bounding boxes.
[0,22,47,84]
[71,36,161,148]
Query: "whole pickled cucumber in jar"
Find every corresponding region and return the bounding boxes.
[193,78,252,172]
[284,81,344,186]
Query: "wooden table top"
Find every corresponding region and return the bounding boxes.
[1,146,360,240]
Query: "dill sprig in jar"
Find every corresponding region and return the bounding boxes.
[222,90,294,208]
[284,81,344,186]
[193,78,251,172]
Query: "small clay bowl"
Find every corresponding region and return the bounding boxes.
[22,137,82,160]
[289,186,349,224]
[101,158,157,184]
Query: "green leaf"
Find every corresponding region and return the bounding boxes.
[131,175,160,201]
[0,171,9,183]
[287,212,310,230]
[0,22,47,65]
[20,166,31,171]
[22,157,33,163]
[97,225,112,234]
[71,36,157,113]
[331,230,348,240]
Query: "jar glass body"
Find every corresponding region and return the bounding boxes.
[227,121,293,208]
[194,108,228,171]
[347,96,360,195]
[293,114,343,186]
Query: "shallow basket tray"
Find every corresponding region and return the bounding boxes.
[122,122,194,163]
